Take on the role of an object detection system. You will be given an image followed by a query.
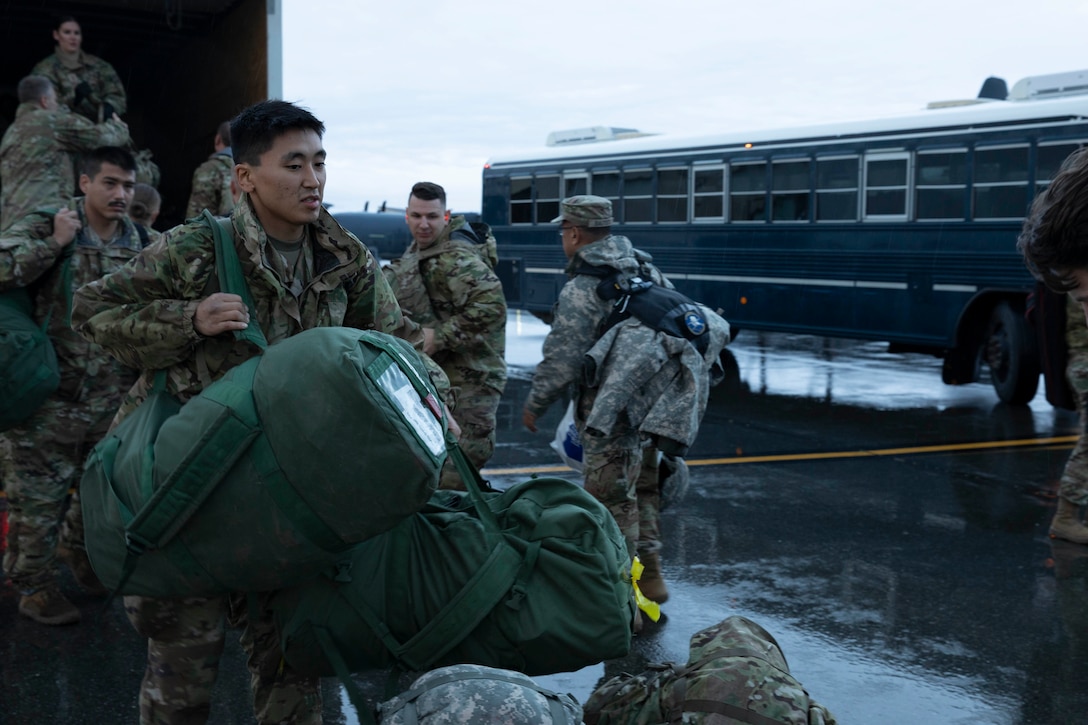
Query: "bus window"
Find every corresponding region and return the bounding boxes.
[535,175,560,224]
[592,170,621,219]
[915,149,967,220]
[863,152,909,220]
[510,176,532,224]
[973,145,1029,220]
[1037,142,1086,194]
[730,162,767,222]
[624,168,653,223]
[815,156,858,221]
[564,174,588,197]
[658,167,689,222]
[693,164,726,221]
[771,159,810,222]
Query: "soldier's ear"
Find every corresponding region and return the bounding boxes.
[234,163,255,194]
[78,174,91,194]
[444,210,450,222]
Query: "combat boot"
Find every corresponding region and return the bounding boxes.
[1050,498,1088,545]
[18,585,81,625]
[58,543,108,596]
[638,551,669,604]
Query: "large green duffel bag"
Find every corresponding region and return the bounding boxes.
[268,446,635,683]
[82,325,447,597]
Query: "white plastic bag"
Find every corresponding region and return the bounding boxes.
[549,401,584,473]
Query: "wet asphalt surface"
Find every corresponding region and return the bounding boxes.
[3,312,1086,724]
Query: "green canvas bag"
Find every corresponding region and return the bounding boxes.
[268,444,635,712]
[0,228,72,431]
[81,211,447,596]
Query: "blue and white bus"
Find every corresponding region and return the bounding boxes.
[482,70,1088,404]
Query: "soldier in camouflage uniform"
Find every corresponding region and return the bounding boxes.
[385,181,506,489]
[378,664,582,724]
[582,615,838,724]
[522,196,672,605]
[1019,147,1088,545]
[185,120,236,219]
[1,146,144,626]
[73,100,448,725]
[31,16,127,124]
[0,75,129,231]
[1051,293,1088,543]
[129,182,162,245]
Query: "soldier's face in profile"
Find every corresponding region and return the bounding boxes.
[80,162,136,221]
[405,196,449,249]
[236,128,326,242]
[53,21,82,53]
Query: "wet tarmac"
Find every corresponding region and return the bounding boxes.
[2,312,1085,724]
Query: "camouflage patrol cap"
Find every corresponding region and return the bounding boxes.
[551,195,613,228]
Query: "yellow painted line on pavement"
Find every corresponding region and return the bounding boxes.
[481,435,1079,476]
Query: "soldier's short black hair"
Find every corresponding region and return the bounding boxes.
[230,100,325,166]
[17,75,53,104]
[216,120,232,148]
[1018,147,1088,291]
[410,181,446,207]
[82,146,137,178]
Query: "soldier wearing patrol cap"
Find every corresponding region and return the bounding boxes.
[522,194,674,607]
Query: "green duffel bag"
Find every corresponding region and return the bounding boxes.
[0,238,71,431]
[0,287,59,431]
[81,211,448,597]
[268,445,635,700]
[82,325,448,597]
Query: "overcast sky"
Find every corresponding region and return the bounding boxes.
[282,0,1088,214]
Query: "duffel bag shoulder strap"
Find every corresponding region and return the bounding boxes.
[202,209,267,349]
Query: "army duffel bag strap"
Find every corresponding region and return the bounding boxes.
[106,211,267,593]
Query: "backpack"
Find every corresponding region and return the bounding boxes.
[578,262,717,356]
[0,222,72,431]
[80,211,448,597]
[268,444,634,712]
[449,220,499,269]
[583,615,838,725]
[377,665,582,725]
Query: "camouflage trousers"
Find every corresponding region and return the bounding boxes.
[2,394,117,591]
[125,592,322,725]
[580,427,661,562]
[1061,386,1088,506]
[439,384,502,490]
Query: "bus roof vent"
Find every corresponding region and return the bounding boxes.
[545,126,654,146]
[1010,70,1088,101]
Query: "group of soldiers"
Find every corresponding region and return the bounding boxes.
[0,14,840,725]
[0,15,237,629]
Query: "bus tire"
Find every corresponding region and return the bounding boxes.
[985,301,1040,405]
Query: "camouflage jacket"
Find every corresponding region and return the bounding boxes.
[1066,293,1088,397]
[583,307,729,456]
[0,197,141,401]
[185,150,234,219]
[32,49,127,122]
[525,235,669,421]
[0,101,129,231]
[72,196,442,420]
[384,216,507,393]
[583,615,837,725]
